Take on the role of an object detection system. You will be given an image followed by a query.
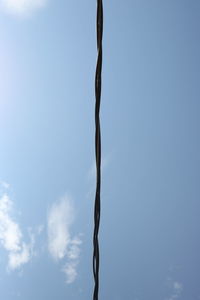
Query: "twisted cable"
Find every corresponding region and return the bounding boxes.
[93,0,103,299]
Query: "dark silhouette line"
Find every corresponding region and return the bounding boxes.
[93,1,103,300]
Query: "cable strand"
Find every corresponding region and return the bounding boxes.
[93,0,103,300]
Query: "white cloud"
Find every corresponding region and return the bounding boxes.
[0,181,10,190]
[36,224,44,235]
[166,281,183,300]
[0,0,47,17]
[62,261,78,284]
[62,236,82,283]
[174,282,183,291]
[47,196,82,284]
[8,242,31,269]
[0,193,34,270]
[47,197,74,260]
[67,237,81,260]
[0,194,22,252]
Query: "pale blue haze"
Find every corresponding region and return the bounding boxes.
[0,0,200,299]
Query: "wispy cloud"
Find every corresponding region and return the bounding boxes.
[8,242,33,270]
[0,181,10,190]
[62,261,78,284]
[0,192,34,270]
[88,156,110,181]
[0,0,47,17]
[47,196,82,284]
[166,281,183,300]
[48,197,74,260]
[36,224,44,235]
[62,236,82,284]
[86,155,111,200]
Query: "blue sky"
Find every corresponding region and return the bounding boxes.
[0,0,200,299]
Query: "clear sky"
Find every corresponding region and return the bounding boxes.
[0,1,200,299]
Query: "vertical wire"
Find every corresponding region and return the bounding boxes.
[93,0,103,300]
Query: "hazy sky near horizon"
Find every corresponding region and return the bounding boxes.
[0,1,200,299]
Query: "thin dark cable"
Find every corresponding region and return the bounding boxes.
[93,0,103,300]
